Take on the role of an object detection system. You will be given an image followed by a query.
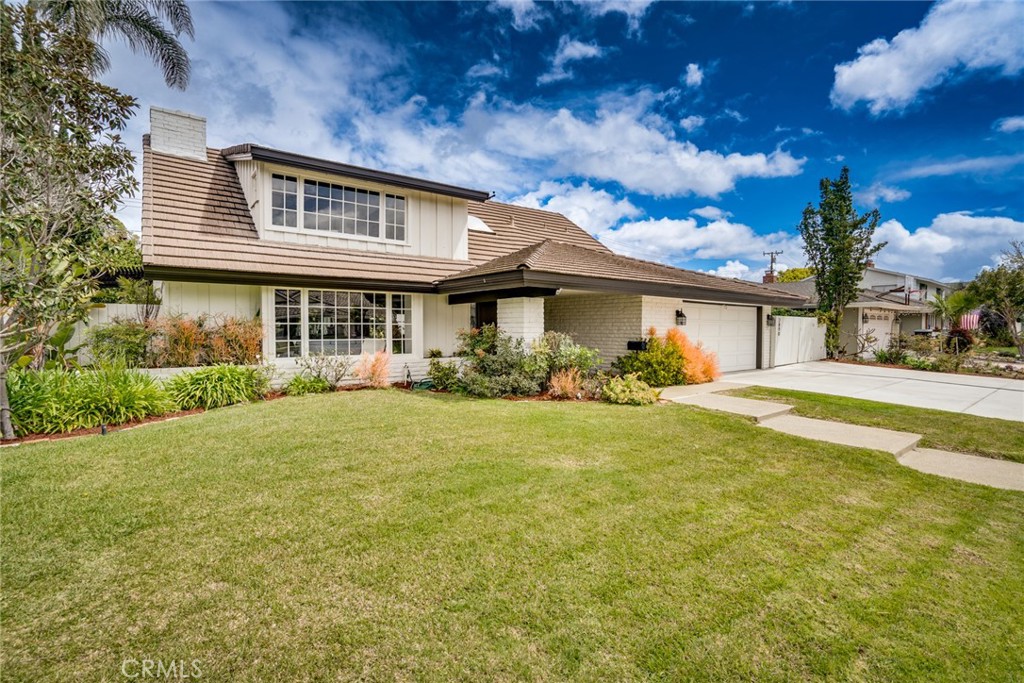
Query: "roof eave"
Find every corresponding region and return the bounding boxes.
[145,265,439,293]
[222,144,490,202]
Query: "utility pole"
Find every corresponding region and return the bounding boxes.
[762,250,783,283]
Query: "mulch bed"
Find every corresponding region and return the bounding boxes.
[1,408,206,447]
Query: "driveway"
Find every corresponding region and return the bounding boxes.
[728,361,1024,422]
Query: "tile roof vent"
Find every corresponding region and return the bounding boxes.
[149,107,207,161]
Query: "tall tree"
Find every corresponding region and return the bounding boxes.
[32,0,193,89]
[798,168,885,357]
[968,241,1024,357]
[0,5,138,438]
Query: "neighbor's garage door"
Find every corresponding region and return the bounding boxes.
[685,303,758,372]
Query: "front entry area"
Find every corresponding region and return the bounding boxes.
[684,302,758,372]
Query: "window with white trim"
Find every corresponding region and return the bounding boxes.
[391,294,411,354]
[274,288,302,358]
[273,288,412,358]
[271,174,297,227]
[269,172,405,242]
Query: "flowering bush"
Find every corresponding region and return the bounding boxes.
[354,351,391,388]
[665,328,720,384]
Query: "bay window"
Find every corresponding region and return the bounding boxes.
[273,288,413,359]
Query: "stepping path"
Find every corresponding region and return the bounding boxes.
[665,382,1024,492]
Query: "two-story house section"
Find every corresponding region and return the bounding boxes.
[142,108,803,379]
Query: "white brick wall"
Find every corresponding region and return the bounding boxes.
[150,107,207,161]
[497,297,545,345]
[544,294,643,366]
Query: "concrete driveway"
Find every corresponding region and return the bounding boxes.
[728,361,1024,422]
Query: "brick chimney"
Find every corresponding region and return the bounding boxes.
[762,271,777,284]
[149,107,207,161]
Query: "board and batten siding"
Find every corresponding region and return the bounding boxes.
[544,294,643,366]
[422,295,471,357]
[160,282,261,318]
[242,162,470,261]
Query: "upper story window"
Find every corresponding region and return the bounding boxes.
[270,173,406,242]
[271,174,297,228]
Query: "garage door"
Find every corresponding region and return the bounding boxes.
[684,303,758,372]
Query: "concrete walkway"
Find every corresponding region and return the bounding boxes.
[666,381,1024,492]
[728,361,1023,422]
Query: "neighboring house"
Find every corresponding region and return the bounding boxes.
[141,108,804,378]
[771,276,931,355]
[858,265,955,334]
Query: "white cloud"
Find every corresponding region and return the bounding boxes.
[704,260,756,281]
[537,36,606,85]
[510,181,641,233]
[491,0,547,31]
[680,115,705,133]
[891,154,1024,180]
[596,215,801,266]
[99,4,804,233]
[689,206,731,220]
[684,63,703,87]
[854,182,911,208]
[873,211,1024,279]
[723,108,747,123]
[831,0,1024,115]
[575,0,656,34]
[994,115,1024,133]
[467,60,504,80]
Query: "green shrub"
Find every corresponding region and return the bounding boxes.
[944,328,974,354]
[428,358,462,392]
[873,348,907,365]
[532,331,601,376]
[166,365,270,410]
[284,375,332,396]
[459,327,546,397]
[296,353,352,389]
[612,334,686,387]
[6,364,174,436]
[88,318,158,367]
[601,373,659,405]
[905,356,935,371]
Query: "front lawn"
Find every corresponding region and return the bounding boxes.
[727,386,1024,463]
[2,391,1023,680]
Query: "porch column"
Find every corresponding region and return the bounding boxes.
[497,297,545,346]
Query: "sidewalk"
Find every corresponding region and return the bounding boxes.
[665,381,1024,492]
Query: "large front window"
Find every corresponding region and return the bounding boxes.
[270,173,405,242]
[274,288,412,358]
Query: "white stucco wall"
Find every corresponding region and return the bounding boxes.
[544,294,643,365]
[497,297,545,346]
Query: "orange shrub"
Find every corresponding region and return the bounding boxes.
[207,316,263,364]
[665,328,721,384]
[354,350,391,388]
[548,367,583,399]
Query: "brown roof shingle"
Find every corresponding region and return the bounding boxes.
[142,141,474,290]
[441,240,806,305]
[466,200,609,264]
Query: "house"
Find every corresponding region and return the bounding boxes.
[141,108,804,378]
[770,273,933,355]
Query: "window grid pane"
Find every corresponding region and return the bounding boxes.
[274,288,302,358]
[271,174,297,227]
[391,294,412,355]
[302,180,384,239]
[385,194,406,241]
[307,289,391,356]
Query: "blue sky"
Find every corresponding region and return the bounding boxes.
[104,0,1024,282]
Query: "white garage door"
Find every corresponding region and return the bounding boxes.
[684,303,758,372]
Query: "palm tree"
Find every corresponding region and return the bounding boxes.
[929,290,975,330]
[33,0,194,90]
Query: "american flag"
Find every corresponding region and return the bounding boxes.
[960,310,981,330]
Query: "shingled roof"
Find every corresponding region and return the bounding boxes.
[770,279,929,311]
[141,140,474,291]
[439,240,806,306]
[466,200,609,264]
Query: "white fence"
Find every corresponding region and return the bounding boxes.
[773,315,826,366]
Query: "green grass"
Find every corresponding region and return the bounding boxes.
[727,386,1024,463]
[3,391,1023,681]
[976,346,1020,357]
